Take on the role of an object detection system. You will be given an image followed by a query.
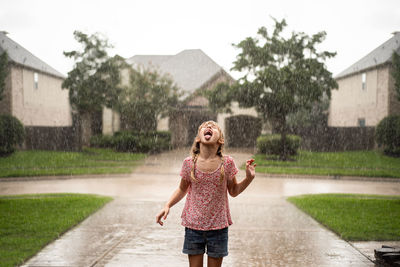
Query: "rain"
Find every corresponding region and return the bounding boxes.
[1,0,400,266]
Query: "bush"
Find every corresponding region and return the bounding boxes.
[257,134,301,157]
[113,132,140,152]
[91,131,171,153]
[0,114,25,155]
[376,115,400,156]
[90,134,114,148]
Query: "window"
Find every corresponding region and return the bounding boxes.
[358,118,366,127]
[34,72,39,89]
[361,73,366,90]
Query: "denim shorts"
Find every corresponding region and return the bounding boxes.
[182,227,228,258]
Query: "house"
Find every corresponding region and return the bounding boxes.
[103,49,258,147]
[329,32,400,127]
[0,31,73,150]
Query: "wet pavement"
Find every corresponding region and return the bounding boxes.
[1,148,400,266]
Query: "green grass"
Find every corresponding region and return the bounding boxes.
[0,148,146,178]
[0,193,113,267]
[254,150,400,178]
[287,194,400,241]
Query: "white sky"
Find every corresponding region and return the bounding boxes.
[1,0,399,79]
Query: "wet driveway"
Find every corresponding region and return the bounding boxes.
[1,148,399,266]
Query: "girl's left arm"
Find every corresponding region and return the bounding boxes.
[227,159,256,197]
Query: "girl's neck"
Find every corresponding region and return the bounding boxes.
[199,143,219,160]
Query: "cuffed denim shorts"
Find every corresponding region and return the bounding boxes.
[182,227,228,258]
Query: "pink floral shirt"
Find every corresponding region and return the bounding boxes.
[180,155,239,231]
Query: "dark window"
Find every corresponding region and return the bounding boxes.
[358,118,366,127]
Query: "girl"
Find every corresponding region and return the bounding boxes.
[156,121,256,267]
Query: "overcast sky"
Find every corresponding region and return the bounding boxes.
[1,0,399,79]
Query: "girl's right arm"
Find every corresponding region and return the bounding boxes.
[156,178,189,226]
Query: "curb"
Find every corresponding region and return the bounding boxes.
[0,173,132,182]
[257,173,400,183]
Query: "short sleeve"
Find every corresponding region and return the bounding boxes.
[224,156,239,181]
[180,157,193,182]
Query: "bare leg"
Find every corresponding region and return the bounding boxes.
[189,254,204,267]
[207,256,223,267]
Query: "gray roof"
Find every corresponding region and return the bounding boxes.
[336,32,400,79]
[126,49,228,96]
[0,31,64,79]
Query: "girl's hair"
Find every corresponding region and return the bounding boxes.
[190,121,225,184]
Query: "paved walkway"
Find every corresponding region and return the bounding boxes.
[1,148,400,266]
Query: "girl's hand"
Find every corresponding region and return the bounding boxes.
[245,159,256,180]
[156,206,170,226]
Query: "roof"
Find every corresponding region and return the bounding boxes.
[335,32,400,79]
[126,49,230,96]
[0,31,65,79]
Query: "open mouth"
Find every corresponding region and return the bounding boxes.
[204,129,213,140]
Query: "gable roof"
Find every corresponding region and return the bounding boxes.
[0,31,65,79]
[126,49,231,96]
[336,32,400,79]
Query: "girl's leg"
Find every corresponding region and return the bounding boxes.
[189,254,204,267]
[207,256,223,267]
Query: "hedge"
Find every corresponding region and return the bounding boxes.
[90,131,171,153]
[256,134,301,157]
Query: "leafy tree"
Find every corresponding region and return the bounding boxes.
[392,51,400,101]
[0,52,9,101]
[117,67,181,132]
[62,31,124,145]
[287,96,330,131]
[207,18,338,160]
[62,31,123,114]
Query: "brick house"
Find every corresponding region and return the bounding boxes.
[329,32,400,127]
[0,32,74,150]
[103,49,258,147]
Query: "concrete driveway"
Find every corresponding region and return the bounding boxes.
[1,148,399,266]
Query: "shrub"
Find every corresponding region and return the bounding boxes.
[257,134,301,157]
[90,134,114,148]
[0,114,25,155]
[113,132,139,152]
[376,115,400,156]
[91,131,171,153]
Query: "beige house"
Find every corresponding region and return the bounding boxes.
[329,32,400,127]
[103,49,257,146]
[0,32,73,149]
[0,31,71,127]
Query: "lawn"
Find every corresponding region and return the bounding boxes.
[287,194,400,241]
[0,193,112,267]
[0,148,146,178]
[254,150,400,178]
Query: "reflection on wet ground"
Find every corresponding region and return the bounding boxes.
[1,148,399,266]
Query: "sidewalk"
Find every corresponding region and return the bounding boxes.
[3,148,398,266]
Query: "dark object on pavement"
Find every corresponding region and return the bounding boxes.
[375,245,400,266]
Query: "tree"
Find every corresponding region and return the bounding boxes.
[62,31,124,145]
[208,18,338,160]
[287,96,330,131]
[392,51,400,101]
[0,52,9,101]
[117,67,181,132]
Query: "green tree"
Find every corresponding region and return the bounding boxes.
[207,18,338,160]
[62,31,124,145]
[392,51,400,101]
[287,96,330,131]
[117,67,181,132]
[0,52,9,101]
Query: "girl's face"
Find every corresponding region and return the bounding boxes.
[197,121,224,145]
